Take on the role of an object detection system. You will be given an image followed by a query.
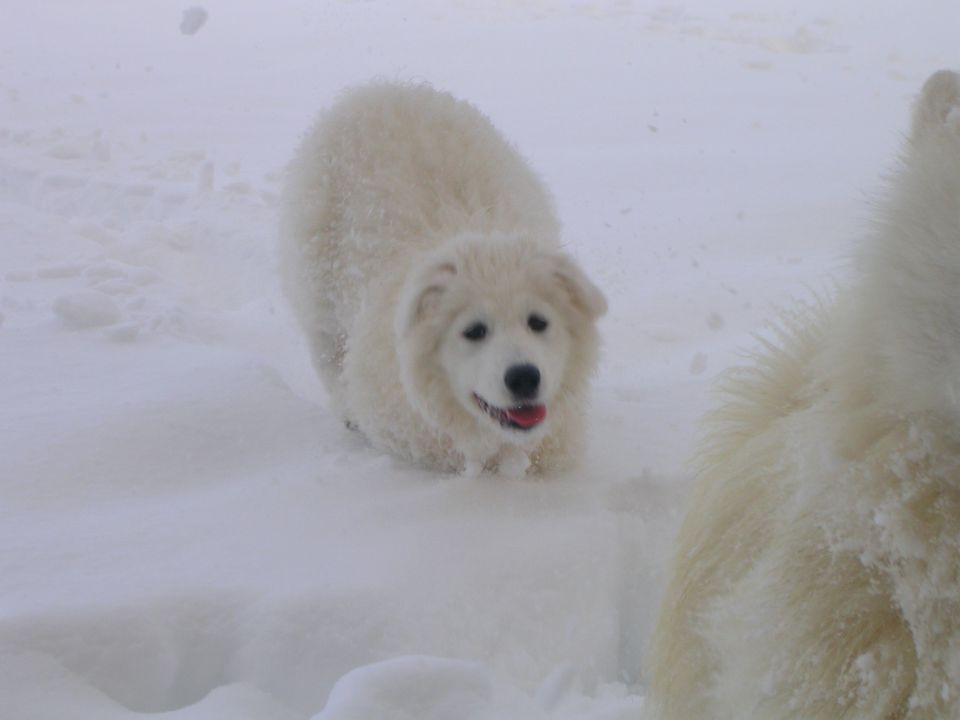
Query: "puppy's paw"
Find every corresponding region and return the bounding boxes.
[496,445,531,479]
[462,456,485,479]
[912,70,960,142]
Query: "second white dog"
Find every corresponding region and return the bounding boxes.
[281,82,606,475]
[647,70,960,720]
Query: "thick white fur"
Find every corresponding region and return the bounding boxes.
[648,70,960,719]
[280,82,605,474]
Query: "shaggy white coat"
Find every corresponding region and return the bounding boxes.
[648,70,960,720]
[280,82,605,474]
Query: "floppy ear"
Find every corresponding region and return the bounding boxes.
[551,252,607,320]
[911,69,960,143]
[396,260,458,334]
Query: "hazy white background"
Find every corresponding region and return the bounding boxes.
[2,1,957,717]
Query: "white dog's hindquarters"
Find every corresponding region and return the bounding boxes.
[280,82,605,474]
[647,70,960,720]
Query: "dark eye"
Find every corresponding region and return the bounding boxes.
[528,314,548,333]
[462,322,488,341]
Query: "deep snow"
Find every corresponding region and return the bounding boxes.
[1,1,958,718]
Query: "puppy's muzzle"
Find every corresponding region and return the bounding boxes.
[505,363,540,400]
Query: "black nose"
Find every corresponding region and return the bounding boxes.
[504,363,541,399]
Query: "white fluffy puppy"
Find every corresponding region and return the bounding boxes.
[280,82,606,475]
[648,70,960,719]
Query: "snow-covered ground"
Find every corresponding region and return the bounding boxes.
[2,1,957,718]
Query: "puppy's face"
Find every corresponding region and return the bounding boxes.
[397,237,606,443]
[438,293,570,438]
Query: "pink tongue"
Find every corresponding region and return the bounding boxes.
[506,404,547,428]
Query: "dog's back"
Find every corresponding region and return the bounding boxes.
[280,83,558,351]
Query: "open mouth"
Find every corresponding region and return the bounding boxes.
[473,393,547,431]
